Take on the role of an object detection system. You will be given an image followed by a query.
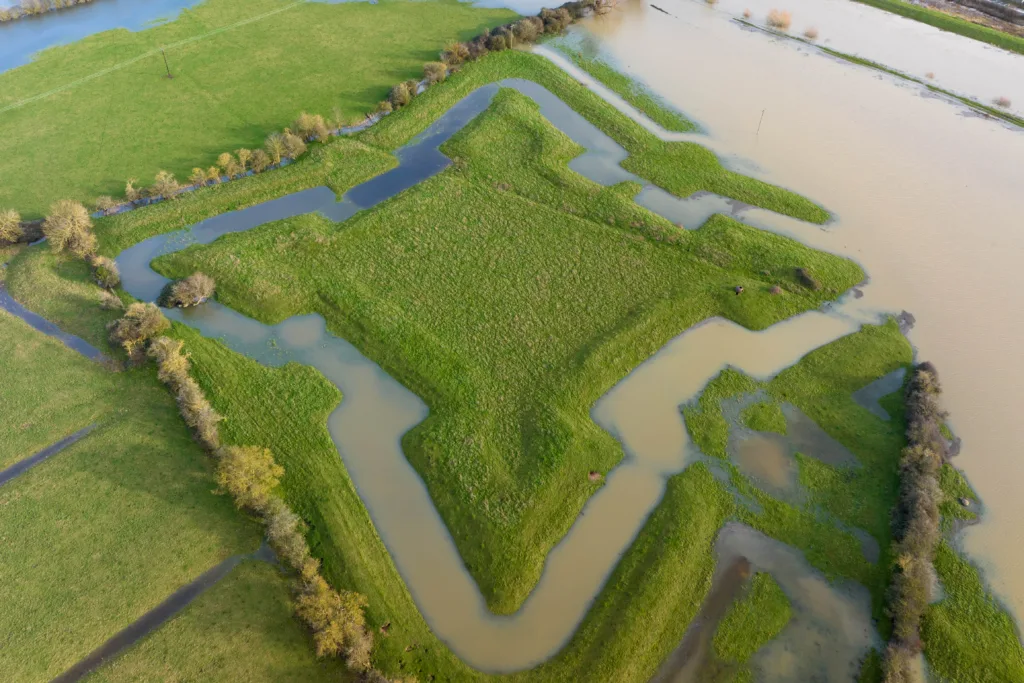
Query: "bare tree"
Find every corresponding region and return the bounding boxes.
[265,133,286,166]
[0,209,22,244]
[250,149,271,174]
[42,200,96,258]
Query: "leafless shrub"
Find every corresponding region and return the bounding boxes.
[376,100,393,115]
[265,133,286,166]
[164,272,215,308]
[147,336,191,390]
[423,61,447,84]
[250,149,271,173]
[90,255,120,289]
[804,26,818,39]
[176,375,223,449]
[107,302,169,358]
[94,196,120,215]
[925,71,935,79]
[236,148,252,173]
[43,199,96,258]
[282,131,307,160]
[513,17,543,42]
[389,82,412,109]
[441,41,470,65]
[125,178,142,203]
[743,8,751,18]
[263,497,312,570]
[766,8,792,30]
[994,96,1012,109]
[705,0,719,6]
[294,572,372,668]
[216,445,284,512]
[0,209,22,244]
[98,289,123,310]
[293,113,330,142]
[151,170,181,200]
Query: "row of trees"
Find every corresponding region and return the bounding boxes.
[139,330,377,673]
[380,0,607,115]
[0,0,94,22]
[881,362,948,682]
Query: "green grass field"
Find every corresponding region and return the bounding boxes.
[153,80,859,613]
[711,572,792,681]
[0,310,262,683]
[0,0,514,218]
[86,561,347,683]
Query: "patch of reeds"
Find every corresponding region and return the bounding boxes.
[766,8,793,30]
[881,362,947,682]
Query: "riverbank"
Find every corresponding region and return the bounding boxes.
[850,0,1024,54]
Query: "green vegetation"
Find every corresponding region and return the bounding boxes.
[154,82,858,613]
[848,0,1024,56]
[0,0,515,217]
[938,463,978,528]
[556,48,695,132]
[0,310,260,683]
[740,400,787,435]
[713,573,792,670]
[922,543,1024,682]
[86,561,346,683]
[684,320,912,619]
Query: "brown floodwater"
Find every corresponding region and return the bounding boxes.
[577,0,1024,630]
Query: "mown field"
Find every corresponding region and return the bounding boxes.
[0,0,514,218]
[4,41,1021,683]
[87,561,347,683]
[0,310,267,682]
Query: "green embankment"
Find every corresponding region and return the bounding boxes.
[0,310,261,683]
[555,48,695,132]
[154,81,858,613]
[923,462,1024,681]
[848,0,1024,56]
[0,0,515,218]
[740,400,787,435]
[712,573,792,679]
[86,561,346,683]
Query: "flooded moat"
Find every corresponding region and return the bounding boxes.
[115,70,888,672]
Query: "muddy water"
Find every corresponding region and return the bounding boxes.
[577,0,1024,628]
[654,523,877,683]
[117,72,888,671]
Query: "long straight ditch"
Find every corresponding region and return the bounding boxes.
[0,423,98,486]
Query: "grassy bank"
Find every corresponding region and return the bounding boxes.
[0,310,261,682]
[849,0,1024,56]
[155,82,859,613]
[554,48,695,132]
[0,0,515,218]
[710,573,792,681]
[86,561,346,683]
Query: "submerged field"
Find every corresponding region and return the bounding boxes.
[2,34,1022,683]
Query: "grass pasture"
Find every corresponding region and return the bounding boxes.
[154,82,861,613]
[86,561,346,683]
[0,310,261,683]
[0,0,515,218]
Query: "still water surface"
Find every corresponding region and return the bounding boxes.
[579,0,1024,630]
